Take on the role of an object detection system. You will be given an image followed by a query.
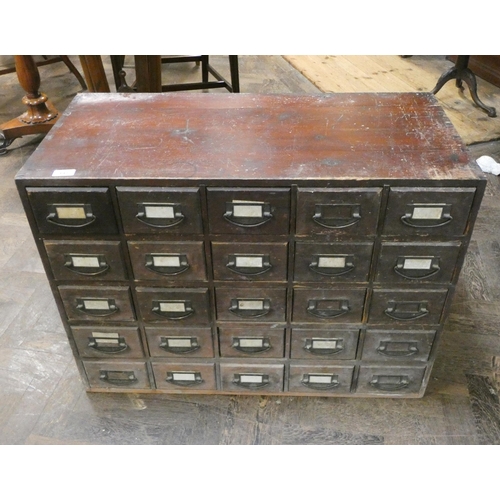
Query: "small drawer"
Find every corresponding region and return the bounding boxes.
[368,289,448,325]
[218,326,285,358]
[375,241,461,284]
[135,287,211,325]
[207,188,290,235]
[72,326,143,358]
[356,365,426,396]
[83,360,150,389]
[290,328,359,360]
[58,286,135,322]
[382,187,476,237]
[145,327,214,357]
[288,363,354,394]
[215,287,287,322]
[44,240,127,281]
[152,362,216,391]
[212,242,288,281]
[292,288,366,323]
[220,362,284,393]
[296,188,382,237]
[294,242,373,283]
[116,187,203,234]
[361,329,436,363]
[26,187,118,235]
[128,241,207,281]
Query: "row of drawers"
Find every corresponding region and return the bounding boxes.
[73,326,436,363]
[26,186,477,238]
[58,285,449,325]
[83,359,427,396]
[44,239,463,284]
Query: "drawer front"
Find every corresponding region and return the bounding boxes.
[26,187,118,235]
[72,326,143,358]
[207,188,291,235]
[375,241,461,284]
[44,240,127,281]
[218,326,285,358]
[212,242,288,282]
[361,329,436,363]
[145,327,214,358]
[296,188,382,237]
[220,362,284,393]
[294,242,373,283]
[288,363,354,394]
[290,328,359,360]
[83,361,150,389]
[383,187,476,237]
[58,286,135,322]
[128,241,207,281]
[116,187,203,234]
[135,287,211,325]
[292,288,366,323]
[152,362,216,391]
[368,289,448,325]
[215,287,287,322]
[356,365,426,396]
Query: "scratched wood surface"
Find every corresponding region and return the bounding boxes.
[1,56,500,444]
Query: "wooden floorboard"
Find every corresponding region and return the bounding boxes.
[1,56,500,445]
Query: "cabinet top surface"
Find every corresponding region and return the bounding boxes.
[16,92,483,183]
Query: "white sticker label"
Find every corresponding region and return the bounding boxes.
[72,256,100,268]
[240,375,263,384]
[153,255,181,267]
[144,205,175,219]
[312,339,339,349]
[308,375,333,384]
[172,372,196,381]
[236,256,263,268]
[238,300,264,310]
[239,338,264,348]
[412,206,444,219]
[233,203,262,218]
[56,206,86,219]
[166,338,193,348]
[160,302,186,312]
[403,258,433,270]
[52,169,76,177]
[83,300,110,310]
[91,332,119,339]
[318,256,346,268]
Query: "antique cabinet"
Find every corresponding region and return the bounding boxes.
[15,92,485,397]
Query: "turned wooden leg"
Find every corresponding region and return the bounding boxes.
[0,55,59,155]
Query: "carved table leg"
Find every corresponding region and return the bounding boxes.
[432,55,496,118]
[0,55,59,155]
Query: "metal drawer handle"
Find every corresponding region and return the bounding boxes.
[166,371,203,387]
[309,254,355,276]
[384,300,429,321]
[394,257,441,280]
[88,336,128,354]
[152,300,194,320]
[307,299,350,319]
[136,202,185,228]
[231,337,271,354]
[376,340,419,357]
[301,373,340,391]
[145,253,190,275]
[99,370,138,386]
[75,298,119,316]
[159,336,200,354]
[224,201,273,227]
[312,204,361,229]
[369,375,410,391]
[46,203,96,228]
[401,203,452,228]
[229,298,271,318]
[232,373,270,389]
[304,338,345,355]
[226,254,272,276]
[64,254,110,276]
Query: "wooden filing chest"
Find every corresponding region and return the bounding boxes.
[15,92,486,398]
